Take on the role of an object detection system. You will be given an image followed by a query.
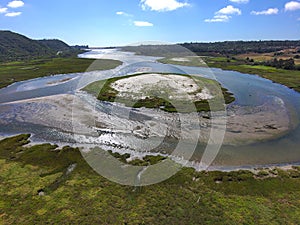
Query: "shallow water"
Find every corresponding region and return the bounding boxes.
[0,49,299,169]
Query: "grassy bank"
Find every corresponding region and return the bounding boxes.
[159,56,300,93]
[0,135,299,224]
[83,73,235,113]
[0,57,122,89]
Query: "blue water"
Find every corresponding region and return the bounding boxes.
[0,50,300,168]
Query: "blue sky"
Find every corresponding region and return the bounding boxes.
[0,0,300,46]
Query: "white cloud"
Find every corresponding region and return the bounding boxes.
[134,21,154,27]
[0,7,8,13]
[285,1,300,11]
[7,0,24,8]
[229,0,249,4]
[204,15,231,23]
[251,8,279,15]
[140,0,190,12]
[216,5,242,15]
[116,11,132,17]
[205,5,241,23]
[5,11,22,17]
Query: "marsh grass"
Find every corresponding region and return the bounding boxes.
[0,135,300,224]
[160,56,300,93]
[0,58,122,89]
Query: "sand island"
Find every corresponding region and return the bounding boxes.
[83,73,235,113]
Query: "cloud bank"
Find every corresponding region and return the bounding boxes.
[0,7,8,13]
[251,8,279,15]
[5,11,22,17]
[1,1,24,17]
[140,0,189,12]
[229,0,249,4]
[285,1,300,11]
[204,15,231,23]
[205,5,241,22]
[116,11,132,17]
[134,21,154,27]
[216,5,242,15]
[7,0,24,8]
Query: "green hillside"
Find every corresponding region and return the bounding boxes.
[38,39,71,52]
[0,31,83,62]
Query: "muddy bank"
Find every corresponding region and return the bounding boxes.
[0,92,290,147]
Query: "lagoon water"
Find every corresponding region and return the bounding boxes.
[0,49,300,170]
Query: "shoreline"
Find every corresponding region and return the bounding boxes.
[0,92,292,144]
[1,132,299,174]
[157,55,300,93]
[0,92,294,163]
[0,50,299,175]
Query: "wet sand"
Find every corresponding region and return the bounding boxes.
[0,92,290,146]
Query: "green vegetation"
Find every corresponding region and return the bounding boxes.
[83,73,235,113]
[0,58,122,89]
[0,135,299,224]
[122,41,300,57]
[206,57,300,92]
[181,40,300,56]
[0,30,56,61]
[159,56,300,93]
[0,30,122,89]
[0,30,86,62]
[123,42,300,92]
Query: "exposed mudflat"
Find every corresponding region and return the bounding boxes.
[0,92,290,148]
[0,49,299,169]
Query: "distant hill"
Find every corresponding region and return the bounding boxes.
[181,40,300,55]
[0,31,86,62]
[38,39,71,52]
[122,40,300,57]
